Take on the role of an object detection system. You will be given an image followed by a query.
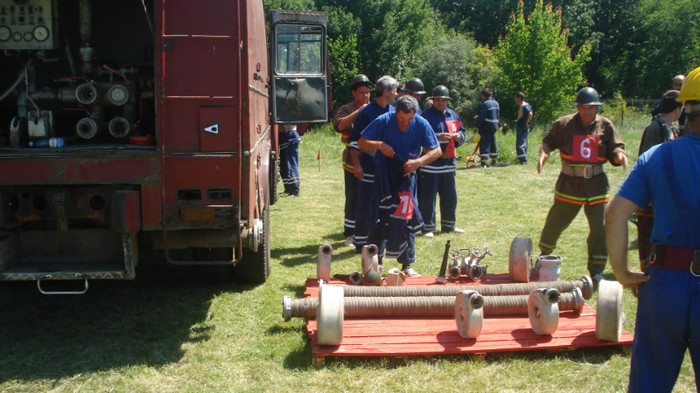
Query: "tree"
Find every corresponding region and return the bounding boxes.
[410,30,495,120]
[494,0,591,123]
[323,6,362,108]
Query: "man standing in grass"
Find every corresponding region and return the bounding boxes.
[348,76,398,253]
[474,88,500,167]
[333,74,373,246]
[358,95,441,277]
[606,66,700,393]
[418,85,466,237]
[514,91,533,165]
[535,87,628,283]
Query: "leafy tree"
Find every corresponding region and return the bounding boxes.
[410,30,495,120]
[323,6,362,108]
[494,0,591,123]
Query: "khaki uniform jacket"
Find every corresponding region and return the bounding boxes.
[542,113,625,205]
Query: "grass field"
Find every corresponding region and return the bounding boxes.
[0,108,695,392]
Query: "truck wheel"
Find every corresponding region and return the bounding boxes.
[237,207,271,284]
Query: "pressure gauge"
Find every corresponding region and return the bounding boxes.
[12,31,21,41]
[33,25,49,42]
[0,26,10,42]
[23,32,32,42]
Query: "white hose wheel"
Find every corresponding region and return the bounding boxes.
[316,285,344,346]
[528,290,559,335]
[509,237,532,283]
[596,279,624,342]
[454,290,484,339]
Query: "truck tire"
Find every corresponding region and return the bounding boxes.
[236,207,271,284]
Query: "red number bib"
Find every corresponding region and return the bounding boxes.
[572,135,600,163]
[444,120,462,158]
[393,191,414,220]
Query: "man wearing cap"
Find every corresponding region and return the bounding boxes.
[348,76,398,253]
[535,87,628,282]
[418,85,466,237]
[473,88,501,167]
[652,75,687,135]
[606,66,700,392]
[333,74,373,246]
[633,90,685,269]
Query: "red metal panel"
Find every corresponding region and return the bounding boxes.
[141,184,162,230]
[199,106,239,152]
[162,156,239,206]
[163,0,239,36]
[0,156,160,185]
[162,37,239,97]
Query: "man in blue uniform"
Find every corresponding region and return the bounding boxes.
[474,88,500,167]
[514,91,533,165]
[606,66,700,392]
[333,74,373,246]
[278,124,301,196]
[358,95,441,277]
[348,76,398,252]
[398,78,427,115]
[418,85,466,237]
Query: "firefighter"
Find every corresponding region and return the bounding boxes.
[418,85,466,237]
[333,74,373,246]
[473,88,500,167]
[347,76,398,253]
[398,78,427,114]
[358,95,441,276]
[535,87,628,282]
[606,65,700,392]
[279,124,301,196]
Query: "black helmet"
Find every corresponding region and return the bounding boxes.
[574,87,603,106]
[400,78,426,95]
[350,74,373,90]
[428,85,451,100]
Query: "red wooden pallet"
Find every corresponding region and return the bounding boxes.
[304,274,634,365]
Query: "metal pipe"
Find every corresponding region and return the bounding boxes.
[282,288,584,321]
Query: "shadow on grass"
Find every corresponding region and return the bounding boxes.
[273,233,357,268]
[0,254,250,383]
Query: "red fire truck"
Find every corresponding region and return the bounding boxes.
[0,0,328,292]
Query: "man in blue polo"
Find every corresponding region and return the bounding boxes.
[606,66,700,392]
[358,95,441,277]
[348,76,398,253]
[418,85,466,237]
[474,88,500,167]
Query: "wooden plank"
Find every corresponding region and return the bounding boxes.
[303,276,634,359]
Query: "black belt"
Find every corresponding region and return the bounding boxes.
[561,163,603,179]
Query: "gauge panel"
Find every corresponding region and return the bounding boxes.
[0,0,55,50]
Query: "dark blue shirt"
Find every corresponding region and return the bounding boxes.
[474,98,500,133]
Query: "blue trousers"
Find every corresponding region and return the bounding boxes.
[479,130,498,161]
[516,125,530,164]
[418,170,457,232]
[629,267,700,392]
[344,170,359,237]
[353,170,375,252]
[280,142,299,194]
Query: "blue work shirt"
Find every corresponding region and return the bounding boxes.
[474,98,500,133]
[361,111,439,163]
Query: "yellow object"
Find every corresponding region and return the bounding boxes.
[465,133,480,144]
[677,66,700,102]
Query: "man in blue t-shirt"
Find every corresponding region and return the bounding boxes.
[605,65,700,393]
[358,95,441,277]
[514,91,533,165]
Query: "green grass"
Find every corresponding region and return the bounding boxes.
[0,109,694,392]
